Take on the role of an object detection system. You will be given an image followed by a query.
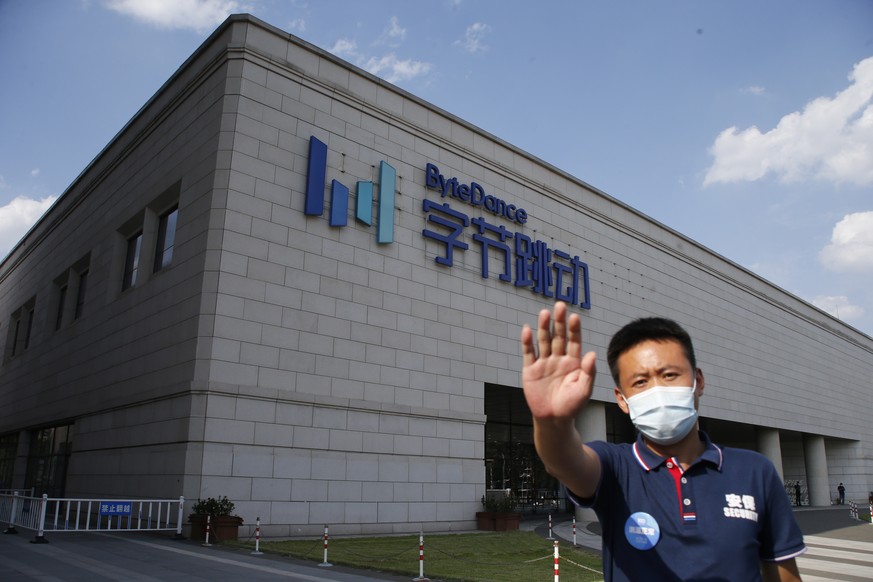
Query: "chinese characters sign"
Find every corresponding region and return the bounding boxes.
[100,502,132,516]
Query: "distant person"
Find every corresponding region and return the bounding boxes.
[520,302,805,581]
[838,483,846,505]
[794,483,802,507]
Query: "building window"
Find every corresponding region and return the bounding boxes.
[0,433,18,489]
[114,184,179,296]
[122,231,143,290]
[23,307,34,350]
[24,424,73,498]
[55,285,68,330]
[10,319,21,357]
[7,298,36,358]
[74,270,88,319]
[153,205,178,273]
[52,255,90,330]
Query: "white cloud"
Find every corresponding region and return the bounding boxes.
[704,55,873,186]
[0,196,58,259]
[364,54,432,84]
[741,85,766,96]
[818,211,873,272]
[377,16,406,45]
[454,22,490,53]
[811,294,865,322]
[30,168,40,177]
[287,18,305,33]
[329,38,358,58]
[104,0,246,33]
[328,23,430,86]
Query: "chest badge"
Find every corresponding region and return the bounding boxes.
[625,512,660,550]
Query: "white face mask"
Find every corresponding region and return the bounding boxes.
[622,381,698,445]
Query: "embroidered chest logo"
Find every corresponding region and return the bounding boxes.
[723,493,759,522]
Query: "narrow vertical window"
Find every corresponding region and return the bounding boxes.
[123,231,143,290]
[74,271,88,320]
[10,319,21,357]
[56,285,68,330]
[153,206,178,273]
[23,308,34,350]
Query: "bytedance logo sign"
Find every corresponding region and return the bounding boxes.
[304,135,591,309]
[304,136,396,243]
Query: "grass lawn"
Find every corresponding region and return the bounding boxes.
[238,530,604,581]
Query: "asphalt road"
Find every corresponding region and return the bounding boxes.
[0,528,412,582]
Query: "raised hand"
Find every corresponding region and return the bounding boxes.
[520,301,597,421]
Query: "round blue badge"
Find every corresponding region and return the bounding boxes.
[624,512,660,550]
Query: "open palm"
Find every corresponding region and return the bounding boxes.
[521,302,596,420]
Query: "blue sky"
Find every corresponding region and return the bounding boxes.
[1,0,872,336]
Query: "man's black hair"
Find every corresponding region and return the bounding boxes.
[606,317,696,386]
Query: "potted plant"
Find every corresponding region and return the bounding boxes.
[477,490,520,531]
[493,492,520,531]
[189,496,243,542]
[477,495,498,530]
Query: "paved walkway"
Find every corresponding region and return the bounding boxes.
[534,505,873,581]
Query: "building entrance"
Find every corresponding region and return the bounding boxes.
[484,383,564,514]
[484,383,638,514]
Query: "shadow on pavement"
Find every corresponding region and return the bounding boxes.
[792,506,873,541]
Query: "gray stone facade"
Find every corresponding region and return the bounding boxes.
[1,14,871,537]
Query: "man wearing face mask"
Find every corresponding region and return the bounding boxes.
[520,302,805,582]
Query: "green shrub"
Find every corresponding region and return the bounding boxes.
[191,496,236,517]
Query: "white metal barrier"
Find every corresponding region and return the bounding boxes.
[1,492,40,533]
[0,488,34,496]
[1,493,185,543]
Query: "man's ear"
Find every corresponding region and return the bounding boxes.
[694,368,705,398]
[615,386,629,414]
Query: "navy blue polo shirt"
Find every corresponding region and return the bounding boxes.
[569,431,806,581]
